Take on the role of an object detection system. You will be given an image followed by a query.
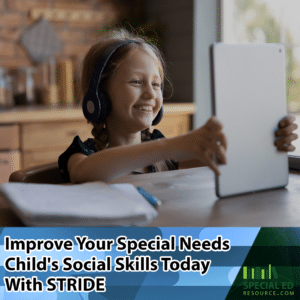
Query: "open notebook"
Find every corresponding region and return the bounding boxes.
[0,182,159,227]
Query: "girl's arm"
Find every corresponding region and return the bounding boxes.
[68,116,227,183]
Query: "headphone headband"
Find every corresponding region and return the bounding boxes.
[90,40,138,99]
[82,39,164,125]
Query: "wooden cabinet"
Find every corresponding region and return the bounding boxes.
[0,125,21,184]
[0,124,19,150]
[0,151,21,183]
[152,114,190,137]
[21,120,92,168]
[0,104,195,179]
[21,121,92,150]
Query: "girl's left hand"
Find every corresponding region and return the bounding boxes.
[275,115,298,152]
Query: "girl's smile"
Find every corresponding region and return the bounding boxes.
[132,106,154,114]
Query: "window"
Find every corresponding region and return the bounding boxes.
[221,0,300,167]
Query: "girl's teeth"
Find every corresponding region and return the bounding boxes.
[138,107,152,111]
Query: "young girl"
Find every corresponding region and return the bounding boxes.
[58,28,298,183]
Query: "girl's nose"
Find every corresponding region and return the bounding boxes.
[142,82,156,98]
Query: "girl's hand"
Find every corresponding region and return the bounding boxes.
[176,116,227,175]
[275,115,298,152]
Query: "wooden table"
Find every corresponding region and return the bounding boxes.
[113,167,300,227]
[1,167,300,227]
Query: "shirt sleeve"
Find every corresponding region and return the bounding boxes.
[58,136,95,183]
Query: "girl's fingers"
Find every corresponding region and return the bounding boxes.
[277,144,296,152]
[203,152,221,176]
[216,145,227,165]
[275,133,298,147]
[279,115,296,128]
[205,116,223,131]
[200,141,226,166]
[194,116,227,175]
[208,131,228,150]
[276,123,298,137]
[205,149,214,159]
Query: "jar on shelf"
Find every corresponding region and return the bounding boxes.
[14,67,27,106]
[14,66,37,106]
[0,67,7,109]
[5,75,14,108]
[26,67,36,105]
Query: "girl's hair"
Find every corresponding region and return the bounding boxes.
[81,27,174,172]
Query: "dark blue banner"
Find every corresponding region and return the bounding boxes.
[0,227,261,299]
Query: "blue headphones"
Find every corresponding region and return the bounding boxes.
[82,40,164,125]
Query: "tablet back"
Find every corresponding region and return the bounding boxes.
[210,43,289,198]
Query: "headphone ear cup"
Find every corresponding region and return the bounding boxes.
[82,90,101,123]
[82,90,111,123]
[152,105,164,126]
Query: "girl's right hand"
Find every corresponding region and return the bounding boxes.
[174,116,227,175]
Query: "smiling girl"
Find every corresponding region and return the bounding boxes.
[58,28,298,183]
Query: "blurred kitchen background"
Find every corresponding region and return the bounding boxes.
[0,0,194,107]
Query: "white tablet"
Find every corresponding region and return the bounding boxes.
[210,43,289,198]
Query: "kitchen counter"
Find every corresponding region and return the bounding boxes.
[0,103,196,124]
[0,103,196,182]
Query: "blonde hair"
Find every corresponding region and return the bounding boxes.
[81,28,174,172]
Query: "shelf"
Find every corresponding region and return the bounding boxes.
[0,103,196,124]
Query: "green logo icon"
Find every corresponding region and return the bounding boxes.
[240,264,294,297]
[243,264,278,280]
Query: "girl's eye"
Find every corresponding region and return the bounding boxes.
[153,82,161,88]
[131,80,141,84]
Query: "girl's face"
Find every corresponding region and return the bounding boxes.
[106,48,163,132]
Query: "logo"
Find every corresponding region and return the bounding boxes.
[241,264,294,297]
[243,264,278,280]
